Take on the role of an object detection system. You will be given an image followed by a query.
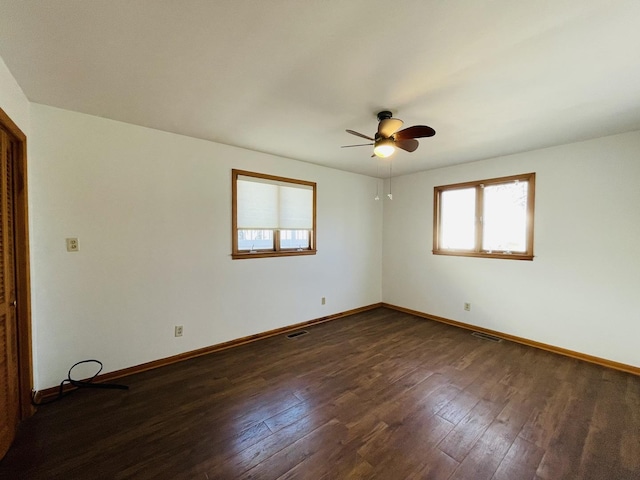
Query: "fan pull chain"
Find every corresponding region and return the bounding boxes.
[374,160,380,200]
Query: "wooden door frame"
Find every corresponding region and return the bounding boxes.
[0,106,34,420]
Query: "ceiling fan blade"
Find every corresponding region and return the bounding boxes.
[396,138,419,152]
[395,125,436,140]
[341,143,374,148]
[346,129,375,141]
[378,118,404,137]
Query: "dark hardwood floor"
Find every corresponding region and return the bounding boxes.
[1,308,639,479]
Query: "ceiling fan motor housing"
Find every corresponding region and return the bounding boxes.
[377,110,393,122]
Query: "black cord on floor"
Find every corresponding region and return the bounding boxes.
[31,359,129,406]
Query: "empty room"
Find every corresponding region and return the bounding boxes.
[0,1,639,479]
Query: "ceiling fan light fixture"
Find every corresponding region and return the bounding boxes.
[374,138,395,158]
[344,111,435,157]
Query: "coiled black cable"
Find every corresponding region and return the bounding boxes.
[32,359,129,406]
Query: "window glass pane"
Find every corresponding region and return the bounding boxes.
[441,188,475,250]
[237,229,274,251]
[482,181,528,252]
[279,230,310,250]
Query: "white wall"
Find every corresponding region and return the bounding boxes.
[383,131,640,368]
[29,104,382,389]
[3,48,639,388]
[0,55,29,134]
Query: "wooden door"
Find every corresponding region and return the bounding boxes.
[0,127,19,459]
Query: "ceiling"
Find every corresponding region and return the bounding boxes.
[2,1,640,178]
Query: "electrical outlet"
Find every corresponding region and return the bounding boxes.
[321,297,326,305]
[174,325,183,337]
[66,238,79,252]
[464,303,471,311]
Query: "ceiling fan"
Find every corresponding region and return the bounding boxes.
[342,111,436,158]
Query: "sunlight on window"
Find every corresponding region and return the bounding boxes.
[433,172,534,260]
[441,188,475,249]
[482,182,528,252]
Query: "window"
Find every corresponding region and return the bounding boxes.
[232,169,316,259]
[433,173,535,260]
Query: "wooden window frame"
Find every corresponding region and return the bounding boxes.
[433,172,535,261]
[232,169,317,259]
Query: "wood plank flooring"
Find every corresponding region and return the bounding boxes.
[1,308,639,479]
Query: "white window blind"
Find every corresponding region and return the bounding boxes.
[237,175,313,230]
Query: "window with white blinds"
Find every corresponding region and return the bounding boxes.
[232,170,316,258]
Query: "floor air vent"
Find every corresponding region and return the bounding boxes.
[286,330,309,339]
[471,331,502,343]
